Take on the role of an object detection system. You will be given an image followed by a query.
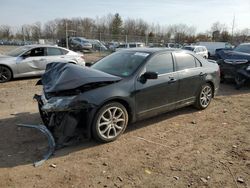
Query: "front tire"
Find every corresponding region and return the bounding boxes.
[194,83,213,110]
[0,66,12,83]
[235,73,246,90]
[92,102,128,142]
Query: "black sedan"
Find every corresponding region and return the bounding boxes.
[216,43,250,88]
[36,48,220,145]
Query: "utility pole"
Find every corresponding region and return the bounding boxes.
[231,14,235,43]
[66,22,69,49]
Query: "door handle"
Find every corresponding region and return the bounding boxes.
[168,77,177,84]
[199,72,206,76]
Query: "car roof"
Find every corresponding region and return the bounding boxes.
[184,45,206,48]
[121,47,182,54]
[239,43,250,45]
[24,44,61,48]
[23,44,70,50]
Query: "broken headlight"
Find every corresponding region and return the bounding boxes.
[41,96,76,112]
[246,65,250,71]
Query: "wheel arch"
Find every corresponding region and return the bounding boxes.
[205,81,215,97]
[97,98,134,124]
[0,64,13,78]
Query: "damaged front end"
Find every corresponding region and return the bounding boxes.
[33,62,121,148]
[34,93,93,148]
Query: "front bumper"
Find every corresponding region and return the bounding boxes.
[34,94,90,113]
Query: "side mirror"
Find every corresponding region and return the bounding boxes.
[142,71,158,80]
[21,54,28,59]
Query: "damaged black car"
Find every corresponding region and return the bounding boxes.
[35,48,220,145]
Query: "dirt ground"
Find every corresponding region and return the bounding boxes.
[0,46,250,188]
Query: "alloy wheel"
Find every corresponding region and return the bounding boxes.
[200,85,212,108]
[0,66,11,83]
[97,106,126,140]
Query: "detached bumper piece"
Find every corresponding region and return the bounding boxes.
[17,124,55,167]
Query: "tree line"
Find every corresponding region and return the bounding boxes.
[0,13,249,44]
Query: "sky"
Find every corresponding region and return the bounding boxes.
[1,0,250,33]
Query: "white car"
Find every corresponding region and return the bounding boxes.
[0,45,85,83]
[183,45,208,59]
[115,42,145,51]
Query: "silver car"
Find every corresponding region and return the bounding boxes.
[0,45,85,83]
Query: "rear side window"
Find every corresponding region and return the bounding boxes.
[175,53,197,71]
[47,47,63,56]
[146,53,174,74]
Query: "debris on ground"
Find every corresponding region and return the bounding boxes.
[17,124,55,167]
[200,177,208,183]
[237,177,244,183]
[50,164,57,168]
[173,176,180,180]
[145,169,152,175]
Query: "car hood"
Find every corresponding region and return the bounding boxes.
[217,50,250,61]
[40,62,122,93]
[0,54,12,59]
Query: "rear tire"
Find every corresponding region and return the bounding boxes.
[0,66,12,83]
[92,102,128,143]
[194,83,213,110]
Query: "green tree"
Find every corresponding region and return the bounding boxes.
[111,13,123,35]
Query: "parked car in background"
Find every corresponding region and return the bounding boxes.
[196,42,233,57]
[68,37,92,51]
[0,45,85,83]
[107,42,120,51]
[35,48,220,144]
[165,43,182,48]
[182,45,208,59]
[216,43,250,88]
[115,42,145,51]
[87,39,108,51]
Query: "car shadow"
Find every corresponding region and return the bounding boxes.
[0,106,197,168]
[217,82,250,96]
[0,83,249,168]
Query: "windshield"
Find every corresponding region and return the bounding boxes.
[92,51,149,77]
[234,44,250,54]
[182,46,195,51]
[6,46,32,57]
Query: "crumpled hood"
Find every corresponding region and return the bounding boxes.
[218,50,250,61]
[41,62,122,93]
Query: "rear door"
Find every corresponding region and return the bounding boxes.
[173,52,205,106]
[45,47,68,67]
[135,52,179,119]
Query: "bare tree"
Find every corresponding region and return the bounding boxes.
[44,20,58,40]
[31,22,42,41]
[0,25,12,39]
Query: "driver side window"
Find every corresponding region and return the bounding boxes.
[146,53,174,75]
[24,48,45,57]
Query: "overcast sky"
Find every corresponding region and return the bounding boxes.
[1,0,250,32]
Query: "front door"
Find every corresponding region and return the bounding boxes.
[17,47,46,76]
[135,52,179,120]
